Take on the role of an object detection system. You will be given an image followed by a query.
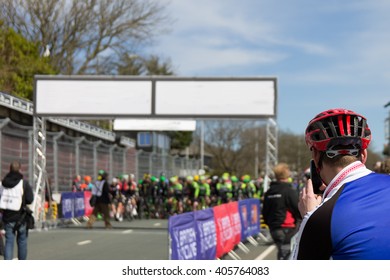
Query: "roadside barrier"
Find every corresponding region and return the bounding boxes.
[168,198,261,260]
[60,191,91,224]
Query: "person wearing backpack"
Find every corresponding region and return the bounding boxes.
[86,169,112,229]
[0,161,34,260]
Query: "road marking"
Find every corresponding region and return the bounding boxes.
[122,230,133,234]
[255,244,276,260]
[154,223,161,227]
[77,240,92,246]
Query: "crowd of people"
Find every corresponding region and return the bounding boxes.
[72,170,267,223]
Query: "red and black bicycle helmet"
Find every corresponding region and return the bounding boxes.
[305,108,371,151]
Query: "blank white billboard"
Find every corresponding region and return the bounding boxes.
[34,76,277,118]
[155,79,275,117]
[114,119,196,131]
[35,78,152,116]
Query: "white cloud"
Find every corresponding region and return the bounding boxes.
[150,0,390,153]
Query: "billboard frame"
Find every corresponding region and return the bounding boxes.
[34,75,277,119]
[32,75,278,227]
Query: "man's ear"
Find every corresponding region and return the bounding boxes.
[312,149,321,168]
[360,149,368,164]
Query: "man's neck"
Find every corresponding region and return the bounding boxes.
[320,161,361,185]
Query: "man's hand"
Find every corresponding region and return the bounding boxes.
[298,179,322,218]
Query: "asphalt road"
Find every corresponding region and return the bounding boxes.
[5,218,277,260]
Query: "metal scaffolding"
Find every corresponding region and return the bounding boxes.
[264,118,278,192]
[32,116,47,229]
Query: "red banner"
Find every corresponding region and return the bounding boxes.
[226,201,241,246]
[213,204,235,258]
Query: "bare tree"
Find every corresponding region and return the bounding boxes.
[1,0,170,74]
[203,120,255,175]
[238,124,267,176]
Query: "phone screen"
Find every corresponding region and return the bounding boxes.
[310,159,323,194]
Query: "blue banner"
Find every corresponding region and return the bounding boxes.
[238,199,251,240]
[168,212,197,260]
[73,192,85,218]
[238,199,261,240]
[195,208,217,260]
[61,192,74,219]
[248,198,261,237]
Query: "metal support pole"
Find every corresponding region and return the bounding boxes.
[28,130,33,185]
[109,145,116,178]
[53,131,64,193]
[0,118,10,176]
[149,152,155,175]
[136,150,142,182]
[254,121,259,178]
[200,120,204,170]
[264,118,278,192]
[32,116,47,229]
[93,141,102,180]
[75,136,85,176]
[122,147,130,174]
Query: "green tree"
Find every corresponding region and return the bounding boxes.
[167,131,193,151]
[0,21,55,99]
[144,55,174,76]
[117,54,174,76]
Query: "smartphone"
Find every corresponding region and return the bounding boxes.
[310,159,323,194]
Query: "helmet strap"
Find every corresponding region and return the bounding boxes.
[325,145,360,159]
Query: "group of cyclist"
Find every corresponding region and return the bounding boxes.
[71,168,316,223]
[71,170,266,221]
[108,172,265,220]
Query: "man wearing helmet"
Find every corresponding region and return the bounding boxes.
[291,109,390,259]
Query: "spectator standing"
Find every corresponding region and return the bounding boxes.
[86,170,112,229]
[262,163,301,260]
[0,161,34,260]
[71,175,82,192]
[80,175,93,192]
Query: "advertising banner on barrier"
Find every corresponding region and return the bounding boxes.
[239,199,251,240]
[168,212,197,260]
[73,191,85,218]
[226,201,241,246]
[83,191,94,216]
[194,208,217,260]
[61,192,74,219]
[168,199,261,260]
[213,204,235,258]
[248,198,261,237]
[238,199,261,240]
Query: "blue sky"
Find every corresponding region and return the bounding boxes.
[146,0,390,154]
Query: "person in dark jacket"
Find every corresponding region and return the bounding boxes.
[86,169,112,229]
[0,161,34,260]
[262,163,301,260]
